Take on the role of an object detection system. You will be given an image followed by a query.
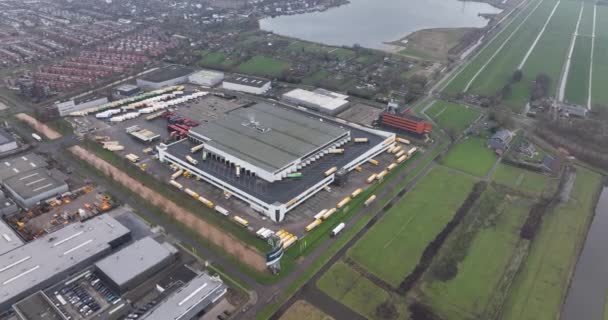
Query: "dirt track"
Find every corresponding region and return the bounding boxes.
[15,113,62,139]
[69,145,267,272]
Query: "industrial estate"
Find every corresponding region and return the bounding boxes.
[0,0,607,320]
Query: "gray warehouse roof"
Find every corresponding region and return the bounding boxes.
[95,237,177,289]
[140,65,194,83]
[3,168,67,201]
[0,129,15,145]
[224,75,270,88]
[142,273,226,320]
[0,215,131,309]
[0,219,23,256]
[0,153,47,182]
[189,103,348,173]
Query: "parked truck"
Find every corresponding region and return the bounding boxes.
[331,223,346,237]
[186,155,198,165]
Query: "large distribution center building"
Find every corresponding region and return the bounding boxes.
[281,88,350,115]
[94,236,178,293]
[3,168,69,208]
[137,65,195,89]
[141,273,227,320]
[0,215,131,311]
[157,102,395,222]
[189,69,224,87]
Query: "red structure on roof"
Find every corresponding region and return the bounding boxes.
[380,111,432,135]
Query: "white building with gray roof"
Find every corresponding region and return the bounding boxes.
[141,273,227,320]
[95,236,178,293]
[0,214,131,311]
[3,168,68,208]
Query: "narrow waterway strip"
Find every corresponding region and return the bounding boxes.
[558,3,584,102]
[518,0,561,69]
[587,5,597,109]
[464,0,545,92]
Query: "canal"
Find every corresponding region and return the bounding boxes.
[562,186,608,320]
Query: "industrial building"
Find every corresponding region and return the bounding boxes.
[158,102,395,221]
[3,168,69,208]
[137,65,195,89]
[222,75,271,95]
[0,217,23,255]
[141,273,227,320]
[379,112,433,135]
[0,190,17,216]
[94,237,178,293]
[0,215,131,311]
[0,153,47,183]
[113,84,141,98]
[189,69,224,87]
[13,291,65,320]
[54,96,109,117]
[281,88,350,115]
[0,129,17,153]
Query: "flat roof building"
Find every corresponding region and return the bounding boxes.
[13,291,66,320]
[189,69,224,87]
[222,75,271,95]
[0,214,131,311]
[137,65,195,90]
[55,96,109,117]
[95,237,178,293]
[281,88,350,115]
[0,217,23,256]
[158,102,395,221]
[0,153,47,182]
[3,168,69,208]
[0,129,17,154]
[113,84,140,98]
[188,102,349,182]
[141,273,227,320]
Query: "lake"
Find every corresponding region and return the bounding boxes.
[259,0,502,50]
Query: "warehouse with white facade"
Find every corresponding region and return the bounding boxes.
[0,215,131,311]
[95,237,178,293]
[222,75,271,95]
[141,273,227,320]
[137,65,194,89]
[281,88,350,115]
[157,102,395,222]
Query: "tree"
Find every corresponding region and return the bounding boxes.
[490,107,514,128]
[376,301,398,320]
[530,73,551,101]
[512,69,523,82]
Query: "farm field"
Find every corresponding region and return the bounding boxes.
[415,187,533,320]
[467,0,556,97]
[492,163,556,197]
[237,55,291,78]
[509,0,581,108]
[444,0,542,93]
[347,165,476,286]
[501,166,602,320]
[441,137,497,178]
[317,261,407,320]
[565,36,592,106]
[425,100,480,133]
[592,5,608,107]
[279,300,333,320]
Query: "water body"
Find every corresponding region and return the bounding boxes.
[562,186,608,320]
[259,0,502,50]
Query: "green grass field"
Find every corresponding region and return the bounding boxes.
[502,166,602,320]
[302,69,330,85]
[441,137,497,177]
[417,188,533,320]
[492,163,556,197]
[280,301,333,320]
[199,52,226,66]
[347,166,476,286]
[467,0,556,96]
[443,0,542,93]
[317,261,400,320]
[592,6,608,107]
[565,36,592,106]
[425,100,480,133]
[237,56,291,78]
[330,48,356,60]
